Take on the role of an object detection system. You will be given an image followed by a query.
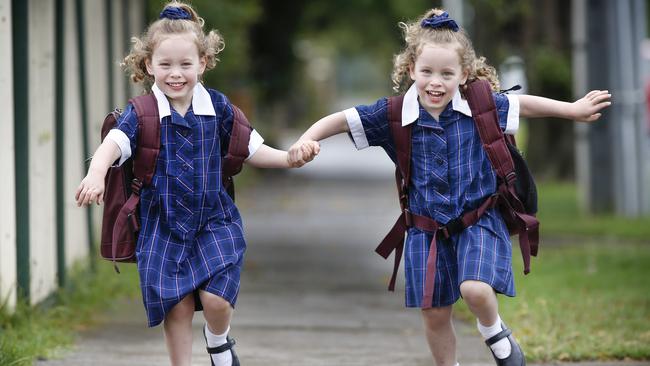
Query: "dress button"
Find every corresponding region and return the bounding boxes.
[183,164,189,171]
[435,157,445,165]
[181,130,189,137]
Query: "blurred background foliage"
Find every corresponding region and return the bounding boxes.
[146,0,582,180]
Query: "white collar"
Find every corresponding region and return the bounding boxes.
[151,83,216,121]
[401,83,472,126]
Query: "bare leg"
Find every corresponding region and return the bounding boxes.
[163,294,196,366]
[421,305,457,366]
[199,290,234,334]
[460,280,514,359]
[459,280,498,326]
[200,291,236,365]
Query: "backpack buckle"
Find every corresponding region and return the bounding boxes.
[438,217,464,239]
[403,209,413,227]
[127,212,140,232]
[399,179,409,207]
[400,179,409,194]
[131,178,143,195]
[505,172,517,185]
[439,226,450,238]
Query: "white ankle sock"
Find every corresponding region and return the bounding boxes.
[477,316,511,359]
[205,324,232,366]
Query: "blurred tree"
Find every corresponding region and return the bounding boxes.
[245,0,305,138]
[249,0,305,104]
[469,0,574,180]
[245,0,434,137]
[146,0,262,112]
[523,0,574,180]
[142,1,576,180]
[145,1,436,136]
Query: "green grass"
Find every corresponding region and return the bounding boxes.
[454,181,650,362]
[505,242,650,361]
[0,261,140,366]
[537,182,650,240]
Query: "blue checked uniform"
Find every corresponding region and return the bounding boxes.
[345,84,520,308]
[108,84,263,326]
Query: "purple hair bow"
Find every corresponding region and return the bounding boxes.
[159,6,191,20]
[421,11,459,32]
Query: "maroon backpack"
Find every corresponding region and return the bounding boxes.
[375,79,539,308]
[99,95,252,272]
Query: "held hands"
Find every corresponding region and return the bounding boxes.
[571,90,612,122]
[287,140,320,167]
[75,170,105,207]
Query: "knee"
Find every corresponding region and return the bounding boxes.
[201,292,233,316]
[421,306,452,331]
[459,280,494,307]
[166,295,195,322]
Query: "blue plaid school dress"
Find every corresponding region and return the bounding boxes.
[345,84,520,308]
[112,84,258,326]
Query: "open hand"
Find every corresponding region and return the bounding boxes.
[571,90,612,122]
[75,171,105,207]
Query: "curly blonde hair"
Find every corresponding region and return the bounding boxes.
[391,8,499,94]
[122,1,225,90]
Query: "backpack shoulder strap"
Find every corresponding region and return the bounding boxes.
[107,94,159,272]
[463,80,515,184]
[129,94,161,187]
[387,95,411,207]
[465,80,539,274]
[375,95,410,292]
[223,104,252,179]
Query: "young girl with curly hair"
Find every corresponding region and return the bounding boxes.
[76,2,315,365]
[290,8,610,366]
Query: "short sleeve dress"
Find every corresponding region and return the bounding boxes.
[344,83,521,308]
[112,83,261,327]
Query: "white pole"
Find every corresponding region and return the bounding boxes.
[633,0,650,215]
[572,0,591,213]
[443,0,464,27]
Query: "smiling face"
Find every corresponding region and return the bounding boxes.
[145,32,206,111]
[409,42,468,119]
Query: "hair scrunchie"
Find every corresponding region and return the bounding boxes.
[159,6,191,20]
[421,11,459,32]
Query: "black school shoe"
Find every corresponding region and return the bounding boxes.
[485,324,525,366]
[203,324,241,366]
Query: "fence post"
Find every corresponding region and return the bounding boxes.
[1,0,17,311]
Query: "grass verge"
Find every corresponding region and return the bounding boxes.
[537,182,650,240]
[454,241,650,362]
[0,261,140,366]
[454,182,650,361]
[510,241,649,361]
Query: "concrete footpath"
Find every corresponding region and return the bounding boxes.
[37,136,650,366]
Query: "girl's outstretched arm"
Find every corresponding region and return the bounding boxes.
[518,90,611,122]
[297,112,350,141]
[246,143,318,169]
[75,140,121,207]
[287,112,349,164]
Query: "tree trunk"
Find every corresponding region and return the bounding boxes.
[524,0,576,180]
